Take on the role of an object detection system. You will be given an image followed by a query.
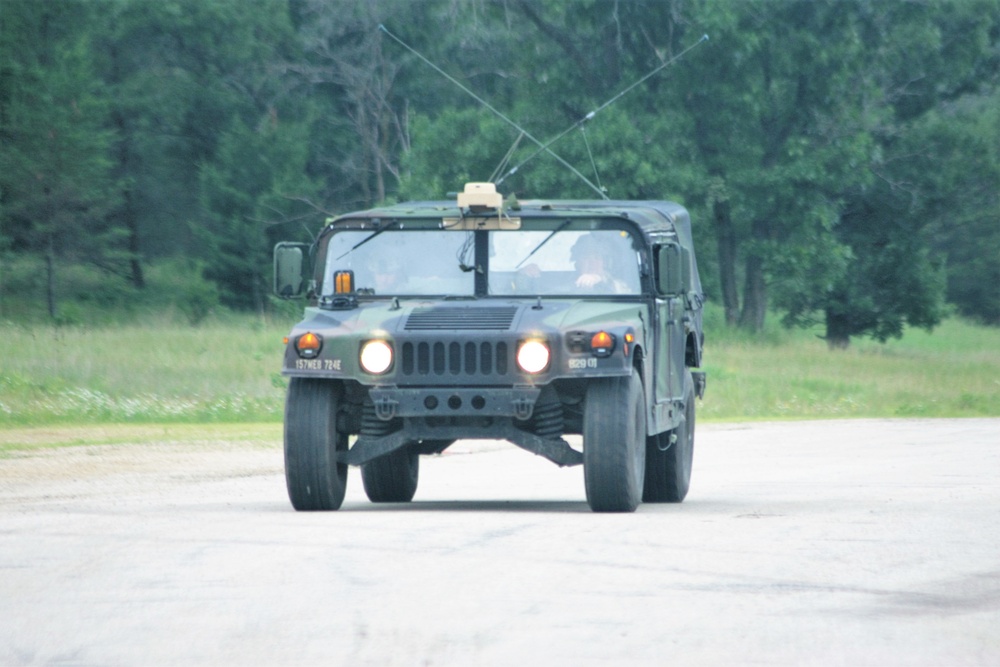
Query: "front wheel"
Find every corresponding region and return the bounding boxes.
[284,378,348,511]
[643,369,695,503]
[583,372,647,513]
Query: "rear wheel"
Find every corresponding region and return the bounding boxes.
[361,447,420,503]
[583,372,646,513]
[284,378,348,511]
[414,439,455,455]
[643,369,695,502]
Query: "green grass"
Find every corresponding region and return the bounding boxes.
[700,312,1000,420]
[0,313,293,427]
[1,307,998,433]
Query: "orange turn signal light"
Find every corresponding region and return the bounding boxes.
[590,331,615,357]
[296,332,322,358]
[623,332,634,357]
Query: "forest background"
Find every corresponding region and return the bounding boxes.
[2,0,999,348]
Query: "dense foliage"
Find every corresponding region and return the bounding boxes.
[2,0,998,343]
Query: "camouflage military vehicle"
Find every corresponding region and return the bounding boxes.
[274,182,705,513]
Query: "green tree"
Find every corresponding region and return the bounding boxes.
[0,1,120,319]
[199,118,317,313]
[291,0,450,210]
[395,0,701,202]
[89,0,319,314]
[669,1,874,332]
[915,89,1000,325]
[3,0,996,330]
[775,0,1000,345]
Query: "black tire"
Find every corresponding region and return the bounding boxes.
[583,372,646,513]
[361,447,420,503]
[414,439,455,455]
[643,369,695,503]
[284,378,348,511]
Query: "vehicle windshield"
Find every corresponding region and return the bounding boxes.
[323,226,642,297]
[324,230,475,297]
[489,228,641,295]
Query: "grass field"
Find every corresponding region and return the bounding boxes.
[1,306,997,432]
[700,316,1000,420]
[0,313,290,427]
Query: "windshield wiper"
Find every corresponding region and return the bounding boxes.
[337,220,398,260]
[515,219,572,269]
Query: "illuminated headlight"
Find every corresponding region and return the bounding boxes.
[517,340,550,374]
[360,340,393,374]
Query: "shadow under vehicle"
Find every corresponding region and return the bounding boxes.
[274,183,705,512]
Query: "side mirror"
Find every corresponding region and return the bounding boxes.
[273,242,310,298]
[657,243,690,296]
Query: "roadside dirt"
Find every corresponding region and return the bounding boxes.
[0,428,282,506]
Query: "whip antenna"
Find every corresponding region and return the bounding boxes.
[379,24,608,199]
[495,33,709,191]
[489,132,525,184]
[380,25,708,199]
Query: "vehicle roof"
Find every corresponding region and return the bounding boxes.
[332,198,691,238]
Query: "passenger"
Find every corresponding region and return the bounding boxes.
[570,233,632,293]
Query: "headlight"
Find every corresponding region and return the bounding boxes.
[360,340,393,374]
[517,340,550,374]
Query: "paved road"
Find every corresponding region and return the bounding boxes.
[1,419,999,666]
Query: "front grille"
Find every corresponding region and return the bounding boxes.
[401,341,510,377]
[404,306,518,331]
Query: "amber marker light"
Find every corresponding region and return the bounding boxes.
[517,340,550,374]
[623,332,635,357]
[295,332,322,359]
[590,331,615,357]
[334,270,354,294]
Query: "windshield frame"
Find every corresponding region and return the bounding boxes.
[314,216,650,300]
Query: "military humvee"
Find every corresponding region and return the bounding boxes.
[274,182,705,513]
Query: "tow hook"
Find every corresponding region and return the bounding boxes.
[373,395,399,421]
[512,397,534,421]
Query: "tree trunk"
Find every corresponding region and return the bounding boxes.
[46,235,57,320]
[824,309,852,350]
[110,50,145,290]
[712,197,740,326]
[123,187,145,289]
[116,124,145,289]
[252,264,264,319]
[739,252,767,332]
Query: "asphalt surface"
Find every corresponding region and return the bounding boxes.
[1,418,999,666]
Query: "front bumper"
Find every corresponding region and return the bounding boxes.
[368,385,542,421]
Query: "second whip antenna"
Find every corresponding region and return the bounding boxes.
[379,24,708,199]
